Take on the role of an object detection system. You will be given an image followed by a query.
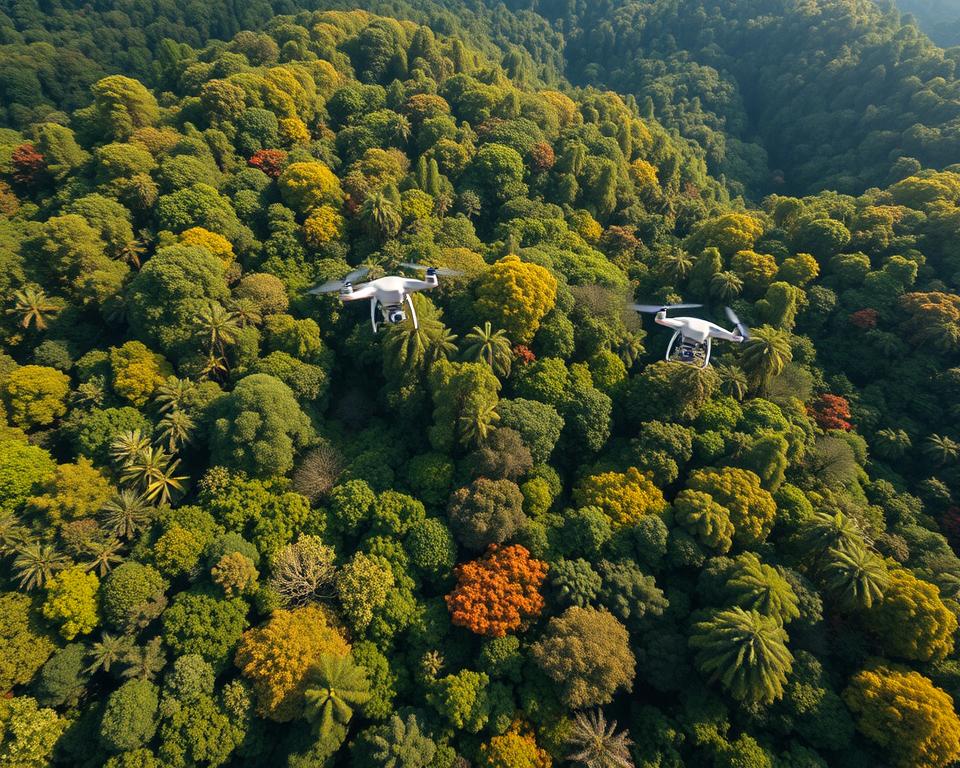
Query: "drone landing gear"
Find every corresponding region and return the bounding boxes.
[371,296,419,333]
[666,331,711,368]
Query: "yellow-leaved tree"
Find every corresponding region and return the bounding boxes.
[573,467,667,529]
[474,255,557,345]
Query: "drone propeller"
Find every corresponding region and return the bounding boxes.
[725,306,751,340]
[308,266,370,295]
[628,302,703,313]
[399,262,464,277]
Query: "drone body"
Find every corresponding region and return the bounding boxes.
[309,264,458,333]
[629,303,749,368]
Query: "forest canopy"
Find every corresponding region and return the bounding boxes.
[0,3,959,768]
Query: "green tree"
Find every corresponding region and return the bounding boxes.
[463,322,512,378]
[0,696,67,768]
[739,326,793,393]
[9,285,60,331]
[821,543,889,611]
[210,374,313,478]
[690,607,793,705]
[725,553,800,625]
[303,654,371,738]
[0,592,56,692]
[448,478,526,551]
[361,713,436,768]
[99,679,159,752]
[530,606,635,708]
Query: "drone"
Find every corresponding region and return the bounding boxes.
[629,303,750,368]
[308,263,461,332]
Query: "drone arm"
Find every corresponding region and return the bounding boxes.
[341,284,377,301]
[710,326,745,343]
[401,278,436,293]
[654,311,685,330]
[405,292,419,330]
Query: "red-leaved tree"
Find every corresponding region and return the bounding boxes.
[849,308,879,330]
[249,149,287,179]
[809,394,853,431]
[12,143,45,185]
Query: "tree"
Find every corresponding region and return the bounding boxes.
[269,535,336,605]
[0,440,54,513]
[3,365,69,428]
[573,468,667,529]
[9,285,59,331]
[0,697,67,768]
[479,725,551,768]
[210,374,313,478]
[161,588,249,669]
[427,669,490,733]
[530,606,635,708]
[474,255,558,344]
[428,359,500,452]
[446,544,547,637]
[686,468,777,548]
[120,446,186,505]
[566,709,634,768]
[99,679,159,752]
[689,607,794,705]
[0,592,56,692]
[335,552,394,634]
[496,399,564,464]
[739,326,793,392]
[598,559,668,628]
[809,394,852,431]
[464,322,513,377]
[725,553,800,625]
[361,191,402,240]
[844,665,960,768]
[234,604,350,722]
[361,714,436,768]
[100,561,167,630]
[109,341,172,406]
[924,434,960,466]
[41,566,100,640]
[862,568,957,662]
[302,654,371,738]
[12,543,68,592]
[100,490,154,540]
[278,161,344,213]
[673,489,734,554]
[448,478,526,550]
[81,75,159,140]
[821,543,889,611]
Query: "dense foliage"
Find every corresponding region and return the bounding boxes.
[0,4,960,768]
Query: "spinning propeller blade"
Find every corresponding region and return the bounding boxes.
[725,306,751,340]
[400,262,464,277]
[628,302,703,313]
[307,266,370,295]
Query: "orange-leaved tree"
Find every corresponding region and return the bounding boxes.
[445,544,547,637]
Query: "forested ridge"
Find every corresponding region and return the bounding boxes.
[1,3,960,768]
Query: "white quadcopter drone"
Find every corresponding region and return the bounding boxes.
[629,303,750,368]
[308,263,461,332]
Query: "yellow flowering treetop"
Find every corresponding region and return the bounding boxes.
[474,255,557,345]
[179,227,234,266]
[574,467,667,529]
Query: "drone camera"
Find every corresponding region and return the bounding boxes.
[388,308,407,324]
[340,283,354,296]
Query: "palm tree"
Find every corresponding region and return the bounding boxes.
[798,510,864,566]
[873,428,912,460]
[361,192,402,240]
[154,377,195,414]
[120,637,166,682]
[739,326,792,392]
[229,297,262,328]
[709,270,743,301]
[458,400,499,448]
[86,632,135,674]
[425,323,458,366]
[658,249,693,282]
[110,429,151,468]
[726,554,799,625]
[0,510,27,554]
[195,301,239,355]
[13,542,69,591]
[924,434,960,466]
[10,285,59,330]
[384,317,457,375]
[118,238,147,269]
[458,190,482,220]
[121,446,186,505]
[303,654,371,738]
[463,322,512,377]
[566,709,634,768]
[157,409,195,452]
[689,606,794,705]
[715,363,749,401]
[101,489,154,540]
[821,543,889,611]
[85,538,124,577]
